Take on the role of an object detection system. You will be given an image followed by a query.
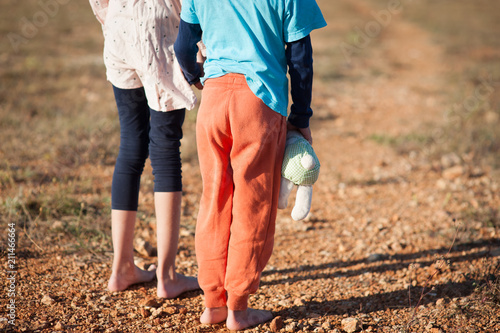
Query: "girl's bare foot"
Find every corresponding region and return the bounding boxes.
[107,264,156,291]
[157,272,199,298]
[200,306,228,324]
[226,308,273,331]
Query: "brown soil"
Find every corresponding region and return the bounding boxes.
[2,0,499,332]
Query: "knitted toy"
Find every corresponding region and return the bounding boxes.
[278,130,320,221]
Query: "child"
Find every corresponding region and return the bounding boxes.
[89,0,200,298]
[174,0,326,329]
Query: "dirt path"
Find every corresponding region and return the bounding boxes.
[4,0,499,332]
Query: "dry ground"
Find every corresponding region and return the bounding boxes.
[1,0,500,332]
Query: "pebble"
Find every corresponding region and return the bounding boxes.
[440,153,461,169]
[429,328,443,333]
[321,320,332,330]
[151,308,165,319]
[41,295,55,306]
[442,165,464,180]
[294,298,305,306]
[135,237,157,257]
[140,308,150,318]
[270,316,284,332]
[341,317,362,333]
[51,220,65,229]
[140,297,160,308]
[164,306,177,314]
[285,322,298,332]
[367,253,384,262]
[100,295,111,303]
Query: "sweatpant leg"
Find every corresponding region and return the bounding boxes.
[149,108,185,193]
[225,77,286,311]
[195,80,233,308]
[111,85,150,211]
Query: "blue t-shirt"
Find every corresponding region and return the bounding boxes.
[180,0,326,117]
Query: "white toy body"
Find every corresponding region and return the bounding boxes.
[278,131,320,221]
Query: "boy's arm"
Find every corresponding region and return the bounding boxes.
[174,19,203,89]
[286,35,314,143]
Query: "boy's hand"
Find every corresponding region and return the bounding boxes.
[194,62,204,90]
[194,80,203,90]
[287,122,312,145]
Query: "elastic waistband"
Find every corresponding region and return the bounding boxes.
[204,73,248,88]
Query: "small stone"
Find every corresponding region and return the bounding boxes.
[41,294,55,306]
[53,322,63,330]
[341,317,362,333]
[322,321,332,330]
[285,322,298,332]
[164,306,177,314]
[100,295,111,303]
[294,298,305,306]
[430,328,443,333]
[436,298,445,307]
[51,220,65,229]
[179,307,188,314]
[367,253,384,262]
[436,178,448,189]
[151,308,165,318]
[270,316,284,332]
[135,237,157,257]
[440,153,461,169]
[140,297,160,308]
[442,165,464,180]
[278,300,289,307]
[140,308,150,318]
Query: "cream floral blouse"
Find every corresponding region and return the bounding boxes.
[89,0,197,112]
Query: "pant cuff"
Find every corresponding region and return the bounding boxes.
[228,293,249,311]
[204,289,227,308]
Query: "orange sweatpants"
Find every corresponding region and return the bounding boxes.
[195,74,286,311]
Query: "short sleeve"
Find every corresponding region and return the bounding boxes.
[283,0,327,43]
[89,0,109,25]
[180,0,200,24]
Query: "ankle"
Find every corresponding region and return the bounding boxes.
[156,265,177,281]
[111,260,136,275]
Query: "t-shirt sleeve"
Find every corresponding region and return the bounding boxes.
[283,0,327,43]
[180,0,200,25]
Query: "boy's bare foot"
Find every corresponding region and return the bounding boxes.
[107,264,156,291]
[200,306,228,324]
[157,272,199,298]
[226,308,273,331]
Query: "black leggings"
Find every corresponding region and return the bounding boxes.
[111,85,185,211]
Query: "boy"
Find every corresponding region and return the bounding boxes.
[174,0,326,329]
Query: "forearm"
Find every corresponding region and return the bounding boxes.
[174,20,203,85]
[286,35,314,129]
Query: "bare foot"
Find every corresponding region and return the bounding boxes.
[200,306,228,324]
[226,308,273,331]
[107,264,156,291]
[157,272,199,298]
